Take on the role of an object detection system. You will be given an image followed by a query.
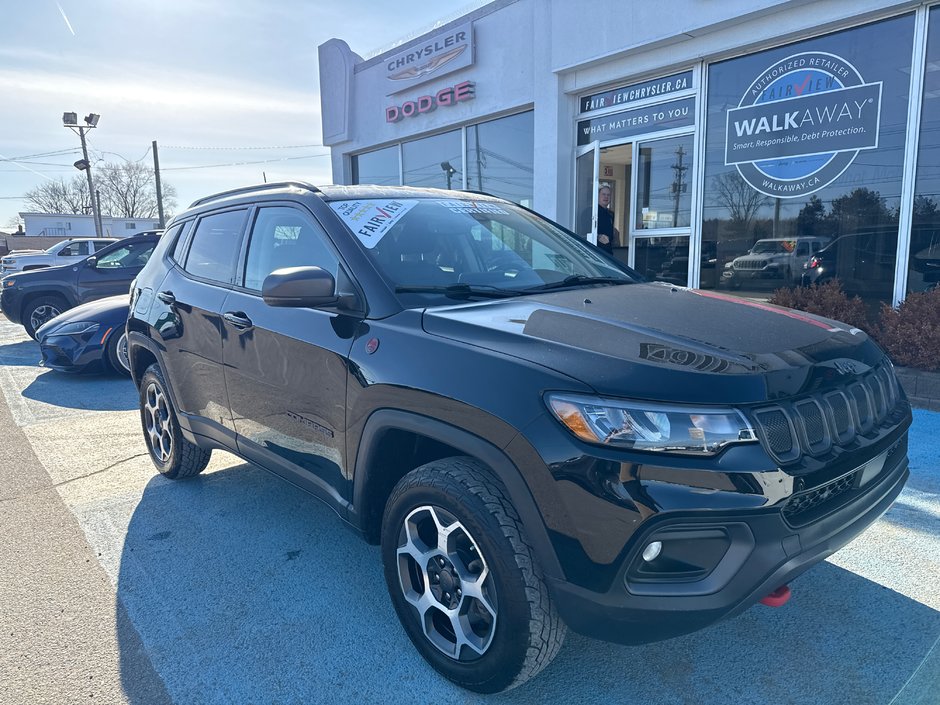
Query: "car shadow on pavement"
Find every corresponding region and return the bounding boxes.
[0,339,41,367]
[20,368,137,412]
[113,461,940,705]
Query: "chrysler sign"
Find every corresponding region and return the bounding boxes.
[385,22,473,94]
[725,51,882,198]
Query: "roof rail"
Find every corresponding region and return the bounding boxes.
[188,181,321,208]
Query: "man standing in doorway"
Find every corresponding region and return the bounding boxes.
[596,183,619,254]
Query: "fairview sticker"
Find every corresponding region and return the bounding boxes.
[330,199,419,248]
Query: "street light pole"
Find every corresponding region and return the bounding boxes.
[63,112,103,237]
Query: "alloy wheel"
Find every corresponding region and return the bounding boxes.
[30,304,62,332]
[396,505,497,661]
[143,382,173,463]
[116,332,130,372]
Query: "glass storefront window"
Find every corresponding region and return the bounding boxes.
[466,111,534,206]
[352,145,400,185]
[910,6,940,294]
[634,235,690,286]
[702,14,914,301]
[402,131,463,190]
[635,134,694,231]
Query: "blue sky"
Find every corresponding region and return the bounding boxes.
[0,0,479,227]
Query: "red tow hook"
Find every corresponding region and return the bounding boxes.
[760,585,791,607]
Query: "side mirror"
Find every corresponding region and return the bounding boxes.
[86,256,98,267]
[262,266,338,308]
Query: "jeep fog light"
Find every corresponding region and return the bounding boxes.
[642,541,662,562]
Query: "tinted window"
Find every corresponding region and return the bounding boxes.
[183,210,247,284]
[353,145,400,185]
[60,241,90,256]
[95,239,157,269]
[466,111,534,206]
[702,14,914,302]
[242,207,339,291]
[403,131,462,189]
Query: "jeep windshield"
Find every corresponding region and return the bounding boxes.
[750,240,794,254]
[329,198,639,305]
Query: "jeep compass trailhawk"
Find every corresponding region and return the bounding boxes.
[127,183,911,693]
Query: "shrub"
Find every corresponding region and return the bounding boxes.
[768,280,871,331]
[876,287,940,372]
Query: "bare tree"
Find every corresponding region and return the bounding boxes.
[97,161,177,219]
[23,176,92,215]
[712,171,769,232]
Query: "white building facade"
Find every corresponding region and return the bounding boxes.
[319,0,940,308]
[20,212,161,238]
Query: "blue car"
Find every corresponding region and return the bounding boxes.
[36,295,130,375]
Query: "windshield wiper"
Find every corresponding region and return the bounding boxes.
[394,283,525,299]
[523,275,632,292]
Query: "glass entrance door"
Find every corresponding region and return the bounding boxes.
[575,141,600,246]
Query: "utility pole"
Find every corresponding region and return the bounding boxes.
[152,140,165,229]
[63,112,103,237]
[95,189,103,233]
[670,145,688,227]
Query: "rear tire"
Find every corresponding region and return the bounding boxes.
[139,363,210,479]
[381,457,566,693]
[23,295,68,340]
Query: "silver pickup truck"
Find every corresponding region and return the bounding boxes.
[1,237,118,274]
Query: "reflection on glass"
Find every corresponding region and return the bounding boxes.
[910,6,940,294]
[635,135,694,231]
[575,149,596,239]
[402,131,463,190]
[353,145,399,185]
[466,111,534,206]
[635,236,690,286]
[701,14,913,303]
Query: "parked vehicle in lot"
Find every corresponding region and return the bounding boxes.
[0,237,117,274]
[801,230,897,299]
[35,295,130,375]
[127,183,911,693]
[0,232,160,338]
[723,236,829,288]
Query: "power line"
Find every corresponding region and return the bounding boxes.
[162,143,324,151]
[162,152,331,171]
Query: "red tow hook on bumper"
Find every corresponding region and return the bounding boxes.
[759,585,791,607]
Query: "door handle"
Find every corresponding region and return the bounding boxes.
[223,311,253,329]
[157,290,176,305]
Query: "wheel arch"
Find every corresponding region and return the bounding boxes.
[351,409,564,582]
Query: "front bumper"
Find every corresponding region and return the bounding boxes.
[548,442,909,644]
[38,330,108,373]
[0,287,22,324]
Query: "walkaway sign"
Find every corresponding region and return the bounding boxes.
[725,51,883,198]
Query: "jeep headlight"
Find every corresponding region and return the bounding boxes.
[547,393,756,455]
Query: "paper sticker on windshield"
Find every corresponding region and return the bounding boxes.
[435,199,508,215]
[330,200,419,248]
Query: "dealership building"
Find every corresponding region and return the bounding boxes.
[319,0,940,306]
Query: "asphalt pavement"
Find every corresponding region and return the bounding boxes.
[0,319,937,705]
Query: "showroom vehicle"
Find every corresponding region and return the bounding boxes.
[35,295,130,375]
[127,183,911,693]
[0,231,160,338]
[723,236,829,288]
[0,237,117,274]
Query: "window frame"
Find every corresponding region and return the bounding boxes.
[177,207,250,286]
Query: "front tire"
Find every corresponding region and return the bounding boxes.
[382,457,565,693]
[106,329,131,376]
[139,363,210,479]
[23,295,68,339]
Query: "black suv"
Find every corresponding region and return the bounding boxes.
[1,232,161,338]
[126,183,911,693]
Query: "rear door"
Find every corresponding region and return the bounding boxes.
[151,209,248,434]
[220,204,361,503]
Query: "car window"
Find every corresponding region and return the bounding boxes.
[60,241,90,257]
[93,241,113,253]
[796,243,809,256]
[242,207,339,292]
[96,240,157,269]
[183,210,247,284]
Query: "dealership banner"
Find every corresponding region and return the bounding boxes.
[725,51,883,198]
[384,22,473,94]
[580,71,693,114]
[577,97,695,146]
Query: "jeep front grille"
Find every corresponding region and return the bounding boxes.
[782,470,860,524]
[751,361,902,465]
[734,260,767,270]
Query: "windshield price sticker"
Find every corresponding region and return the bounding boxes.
[435,200,508,215]
[330,200,419,248]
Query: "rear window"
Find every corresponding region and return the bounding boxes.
[182,210,247,284]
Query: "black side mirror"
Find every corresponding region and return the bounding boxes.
[86,256,97,267]
[262,266,338,308]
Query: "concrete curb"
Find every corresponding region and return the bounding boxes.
[895,367,940,412]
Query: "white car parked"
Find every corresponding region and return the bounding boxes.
[1,237,118,274]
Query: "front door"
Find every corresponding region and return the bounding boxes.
[574,141,600,246]
[221,205,359,503]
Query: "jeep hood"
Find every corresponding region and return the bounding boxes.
[421,283,883,405]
